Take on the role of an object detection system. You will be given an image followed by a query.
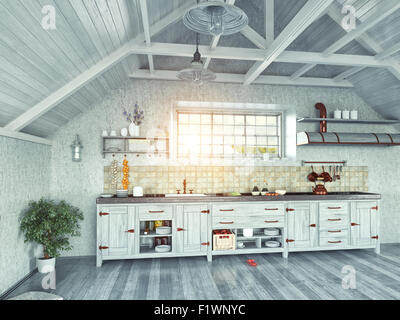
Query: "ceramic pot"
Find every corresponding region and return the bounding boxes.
[129,123,140,137]
[37,257,56,274]
[121,128,128,137]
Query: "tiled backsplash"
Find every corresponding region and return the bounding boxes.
[104,166,368,194]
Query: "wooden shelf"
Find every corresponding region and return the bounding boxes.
[297,117,400,125]
[140,232,172,238]
[102,136,169,158]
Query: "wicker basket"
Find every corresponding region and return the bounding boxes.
[213,230,236,251]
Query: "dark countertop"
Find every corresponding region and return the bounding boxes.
[97,192,381,204]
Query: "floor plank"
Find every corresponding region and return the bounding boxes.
[4,245,400,300]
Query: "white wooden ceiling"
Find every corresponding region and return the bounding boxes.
[0,0,400,141]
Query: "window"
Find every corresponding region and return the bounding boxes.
[176,110,282,159]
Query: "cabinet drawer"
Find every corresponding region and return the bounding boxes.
[319,237,349,247]
[99,206,128,214]
[319,213,349,229]
[320,229,348,238]
[212,203,285,217]
[138,205,173,219]
[320,202,349,215]
[213,215,284,229]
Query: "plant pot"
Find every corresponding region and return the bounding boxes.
[37,257,56,274]
[129,123,140,137]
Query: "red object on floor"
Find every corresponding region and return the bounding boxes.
[247,259,257,267]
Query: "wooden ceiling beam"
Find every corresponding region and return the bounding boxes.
[244,0,334,85]
[131,42,392,68]
[0,127,52,145]
[265,0,274,47]
[139,0,154,73]
[129,69,353,88]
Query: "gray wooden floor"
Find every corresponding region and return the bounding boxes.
[4,244,400,300]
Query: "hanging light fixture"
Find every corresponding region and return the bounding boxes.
[177,33,216,85]
[183,0,248,36]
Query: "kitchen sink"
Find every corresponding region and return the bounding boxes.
[165,194,207,197]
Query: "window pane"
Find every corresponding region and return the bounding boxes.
[202,136,212,145]
[235,136,245,144]
[268,137,278,145]
[267,116,277,126]
[234,126,244,135]
[202,145,212,154]
[246,126,255,135]
[179,114,189,123]
[246,116,255,125]
[213,125,224,135]
[214,114,223,124]
[224,126,234,135]
[235,115,244,125]
[224,145,234,154]
[190,125,200,135]
[213,145,223,154]
[267,126,277,135]
[201,114,211,124]
[201,125,212,134]
[257,136,267,145]
[189,114,201,124]
[224,136,234,144]
[213,136,223,145]
[256,116,266,126]
[247,136,256,145]
[224,115,234,125]
[256,126,266,136]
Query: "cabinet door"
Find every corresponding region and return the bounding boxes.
[287,202,318,248]
[99,206,135,256]
[176,205,209,253]
[350,202,378,246]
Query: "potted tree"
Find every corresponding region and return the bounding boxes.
[20,199,84,273]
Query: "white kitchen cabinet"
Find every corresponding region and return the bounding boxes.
[97,206,136,266]
[176,205,209,253]
[350,201,379,249]
[286,202,318,248]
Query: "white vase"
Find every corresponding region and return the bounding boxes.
[129,123,140,137]
[37,257,56,274]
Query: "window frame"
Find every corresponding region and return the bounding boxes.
[170,101,296,163]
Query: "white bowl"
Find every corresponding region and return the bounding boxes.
[156,227,172,235]
[276,190,287,196]
[252,191,260,196]
[155,245,171,253]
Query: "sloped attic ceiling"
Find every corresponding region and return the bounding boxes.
[0,0,400,140]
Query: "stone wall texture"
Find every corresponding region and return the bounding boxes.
[0,137,51,296]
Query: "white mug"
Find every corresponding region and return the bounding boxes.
[110,130,117,137]
[334,110,342,119]
[133,186,144,197]
[342,110,350,119]
[102,130,108,137]
[350,110,358,120]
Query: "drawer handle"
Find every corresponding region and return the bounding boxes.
[125,229,135,233]
[219,221,234,224]
[328,230,342,233]
[149,210,165,213]
[177,228,185,232]
[328,207,342,209]
[309,224,317,228]
[328,240,342,244]
[351,222,360,226]
[220,209,234,212]
[328,218,342,221]
[265,208,279,211]
[265,220,279,223]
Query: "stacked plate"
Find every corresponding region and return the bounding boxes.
[116,190,129,198]
[265,241,281,248]
[155,245,171,253]
[156,227,172,235]
[264,228,280,236]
